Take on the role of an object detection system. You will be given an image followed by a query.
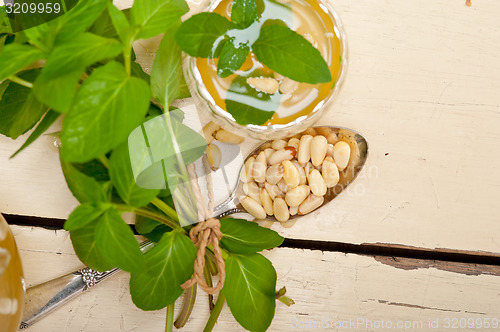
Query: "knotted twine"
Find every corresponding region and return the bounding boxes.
[181,155,225,294]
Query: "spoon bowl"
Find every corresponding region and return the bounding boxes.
[212,126,368,221]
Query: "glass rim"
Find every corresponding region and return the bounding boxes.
[185,0,349,136]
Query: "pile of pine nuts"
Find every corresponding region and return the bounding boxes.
[202,122,245,171]
[240,127,351,222]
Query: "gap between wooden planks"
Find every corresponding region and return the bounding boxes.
[6,214,500,278]
[11,225,500,332]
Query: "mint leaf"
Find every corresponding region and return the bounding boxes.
[95,208,145,274]
[10,110,60,158]
[61,160,108,204]
[130,230,197,310]
[131,62,151,84]
[33,33,122,113]
[231,0,259,29]
[222,253,277,332]
[61,61,150,163]
[252,23,332,84]
[151,22,184,106]
[131,0,189,40]
[175,13,232,58]
[64,203,109,231]
[0,44,45,82]
[109,142,160,207]
[135,215,172,243]
[70,222,114,272]
[225,75,279,125]
[217,40,250,78]
[24,0,108,52]
[107,2,131,43]
[220,218,284,254]
[0,69,49,139]
[73,159,110,183]
[54,0,108,43]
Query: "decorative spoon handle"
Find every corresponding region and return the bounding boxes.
[20,240,155,329]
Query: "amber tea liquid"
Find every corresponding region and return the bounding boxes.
[0,216,24,332]
[196,0,342,125]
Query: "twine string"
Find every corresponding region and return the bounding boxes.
[181,155,225,294]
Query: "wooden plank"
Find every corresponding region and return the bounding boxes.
[11,225,500,331]
[0,120,79,219]
[1,0,500,253]
[275,0,500,253]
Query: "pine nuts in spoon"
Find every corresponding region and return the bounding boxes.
[239,128,353,224]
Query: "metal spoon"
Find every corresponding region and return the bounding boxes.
[20,126,367,328]
[212,126,368,220]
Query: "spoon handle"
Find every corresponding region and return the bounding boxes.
[20,240,154,329]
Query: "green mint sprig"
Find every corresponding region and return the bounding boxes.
[0,0,292,330]
[175,0,332,125]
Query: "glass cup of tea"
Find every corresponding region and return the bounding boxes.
[185,0,348,140]
[0,214,24,332]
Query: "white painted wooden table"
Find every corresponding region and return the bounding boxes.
[1,0,500,331]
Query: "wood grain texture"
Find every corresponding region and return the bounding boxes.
[11,225,500,332]
[1,0,500,254]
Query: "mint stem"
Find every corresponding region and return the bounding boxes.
[203,293,225,332]
[152,197,179,223]
[8,75,33,88]
[203,263,215,311]
[165,303,174,332]
[174,285,197,329]
[98,155,110,169]
[124,43,132,76]
[123,206,184,234]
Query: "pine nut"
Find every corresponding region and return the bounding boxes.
[207,144,222,171]
[271,139,287,150]
[273,197,290,222]
[202,121,219,144]
[264,148,274,161]
[287,137,300,150]
[277,179,291,193]
[215,129,244,144]
[302,128,316,136]
[260,188,274,215]
[240,156,255,183]
[260,142,272,150]
[274,72,284,81]
[304,161,313,176]
[292,161,307,185]
[311,135,327,167]
[265,182,281,200]
[308,169,327,196]
[322,157,340,188]
[244,182,261,204]
[247,77,279,94]
[326,132,338,145]
[279,77,299,94]
[265,164,283,185]
[333,141,351,170]
[282,160,300,188]
[289,206,298,216]
[253,151,267,183]
[299,194,324,215]
[241,196,266,220]
[326,143,334,158]
[269,147,296,165]
[315,127,332,137]
[285,185,310,207]
[298,135,313,164]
